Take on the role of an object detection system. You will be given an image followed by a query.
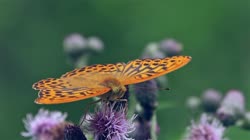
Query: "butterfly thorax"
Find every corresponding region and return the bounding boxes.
[99,78,126,101]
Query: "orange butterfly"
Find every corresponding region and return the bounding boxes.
[33,56,191,104]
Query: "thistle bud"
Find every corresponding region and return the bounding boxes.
[216,90,245,126]
[63,33,87,62]
[64,124,87,140]
[201,89,222,113]
[159,38,183,56]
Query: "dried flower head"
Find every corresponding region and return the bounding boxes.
[185,114,225,140]
[21,109,67,140]
[85,103,136,140]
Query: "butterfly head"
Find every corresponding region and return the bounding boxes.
[100,78,127,101]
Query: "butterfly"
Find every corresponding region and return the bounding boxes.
[32,55,191,104]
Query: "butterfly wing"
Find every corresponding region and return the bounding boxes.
[60,63,127,78]
[120,56,191,85]
[32,55,191,104]
[35,87,110,104]
[32,63,126,104]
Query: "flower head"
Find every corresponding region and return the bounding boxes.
[21,109,67,140]
[201,89,222,113]
[134,80,158,120]
[131,118,151,140]
[63,33,104,67]
[159,38,183,56]
[86,103,136,140]
[185,114,225,140]
[216,90,245,126]
[134,80,158,108]
[64,124,87,140]
[142,43,165,59]
[86,37,104,52]
[64,33,87,51]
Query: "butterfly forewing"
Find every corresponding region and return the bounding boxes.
[120,56,191,85]
[60,63,126,78]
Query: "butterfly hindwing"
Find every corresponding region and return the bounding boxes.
[35,87,110,104]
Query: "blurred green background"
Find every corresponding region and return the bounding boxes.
[1,0,250,139]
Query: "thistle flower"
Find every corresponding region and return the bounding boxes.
[86,37,104,52]
[64,124,87,140]
[85,103,136,140]
[134,80,158,120]
[201,89,222,113]
[63,33,87,61]
[131,116,151,140]
[185,114,225,140]
[134,80,158,108]
[159,38,183,56]
[63,33,104,67]
[216,90,245,126]
[141,42,165,59]
[21,109,67,140]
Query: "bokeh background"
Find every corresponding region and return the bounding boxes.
[1,0,250,139]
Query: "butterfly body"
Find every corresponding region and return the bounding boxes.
[99,78,127,101]
[33,56,191,104]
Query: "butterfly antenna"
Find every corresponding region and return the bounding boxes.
[163,87,171,90]
[133,86,170,91]
[80,98,102,126]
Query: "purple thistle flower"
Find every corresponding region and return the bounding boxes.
[159,38,183,56]
[86,103,136,140]
[64,33,87,52]
[185,114,225,140]
[63,33,87,62]
[21,108,67,140]
[216,90,245,126]
[63,33,104,67]
[201,89,222,113]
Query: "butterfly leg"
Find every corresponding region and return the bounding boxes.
[108,98,128,113]
[79,98,102,126]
